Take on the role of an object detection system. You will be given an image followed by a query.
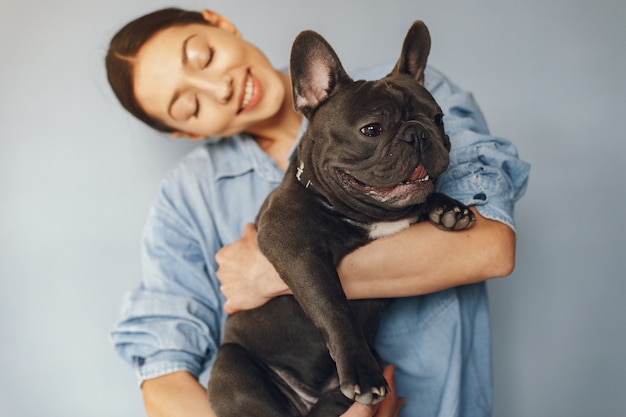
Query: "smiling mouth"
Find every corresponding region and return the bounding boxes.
[337,165,431,197]
[238,71,255,113]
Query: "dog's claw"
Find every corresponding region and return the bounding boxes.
[341,387,387,405]
[341,381,388,405]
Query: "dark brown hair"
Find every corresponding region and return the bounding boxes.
[106,8,209,132]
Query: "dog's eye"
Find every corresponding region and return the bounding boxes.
[360,123,384,137]
[433,114,444,127]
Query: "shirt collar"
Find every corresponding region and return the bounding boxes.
[210,118,309,184]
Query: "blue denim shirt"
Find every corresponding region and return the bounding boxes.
[111,65,529,417]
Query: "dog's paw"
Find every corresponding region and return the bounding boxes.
[338,360,389,405]
[427,195,476,231]
[340,381,388,405]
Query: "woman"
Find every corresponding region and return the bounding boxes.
[106,7,529,417]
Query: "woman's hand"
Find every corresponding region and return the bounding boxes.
[215,223,290,314]
[341,365,405,417]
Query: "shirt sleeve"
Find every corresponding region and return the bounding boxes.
[426,67,530,231]
[110,164,226,385]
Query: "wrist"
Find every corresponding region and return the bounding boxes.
[268,272,292,298]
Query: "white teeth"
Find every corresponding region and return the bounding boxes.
[402,175,430,185]
[241,76,253,110]
[403,175,430,185]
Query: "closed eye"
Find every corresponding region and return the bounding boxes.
[203,47,214,69]
[183,35,213,70]
[168,93,200,122]
[193,96,200,119]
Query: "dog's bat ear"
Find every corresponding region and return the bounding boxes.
[290,30,352,118]
[391,21,431,85]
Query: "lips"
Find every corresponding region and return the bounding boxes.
[336,164,433,204]
[237,70,262,114]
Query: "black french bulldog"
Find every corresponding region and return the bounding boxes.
[208,21,475,417]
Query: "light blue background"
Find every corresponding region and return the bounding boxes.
[1,1,624,416]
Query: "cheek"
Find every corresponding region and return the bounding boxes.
[264,82,285,114]
[178,101,233,138]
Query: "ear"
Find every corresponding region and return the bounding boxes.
[390,21,431,85]
[289,30,352,118]
[170,131,205,141]
[201,10,241,37]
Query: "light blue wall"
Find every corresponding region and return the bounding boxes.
[1,1,624,416]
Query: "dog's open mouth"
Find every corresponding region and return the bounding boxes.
[337,164,432,202]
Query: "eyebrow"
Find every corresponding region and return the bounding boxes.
[167,34,197,120]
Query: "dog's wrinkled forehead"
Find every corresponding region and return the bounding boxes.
[331,76,438,123]
[313,80,396,125]
[385,74,438,104]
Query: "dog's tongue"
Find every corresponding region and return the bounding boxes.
[406,165,428,182]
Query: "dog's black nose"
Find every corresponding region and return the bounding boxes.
[403,127,429,149]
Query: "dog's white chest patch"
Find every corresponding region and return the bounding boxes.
[368,218,416,239]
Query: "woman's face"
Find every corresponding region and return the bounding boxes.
[133,22,286,138]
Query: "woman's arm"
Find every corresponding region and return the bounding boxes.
[143,372,217,417]
[216,208,514,314]
[337,206,515,300]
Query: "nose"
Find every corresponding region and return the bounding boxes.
[189,73,233,103]
[402,125,429,151]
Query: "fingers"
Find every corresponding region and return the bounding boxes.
[340,401,378,417]
[215,223,279,315]
[241,222,258,237]
[221,299,236,315]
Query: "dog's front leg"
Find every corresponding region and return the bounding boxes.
[258,227,388,405]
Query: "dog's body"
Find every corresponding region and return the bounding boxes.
[208,21,475,417]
